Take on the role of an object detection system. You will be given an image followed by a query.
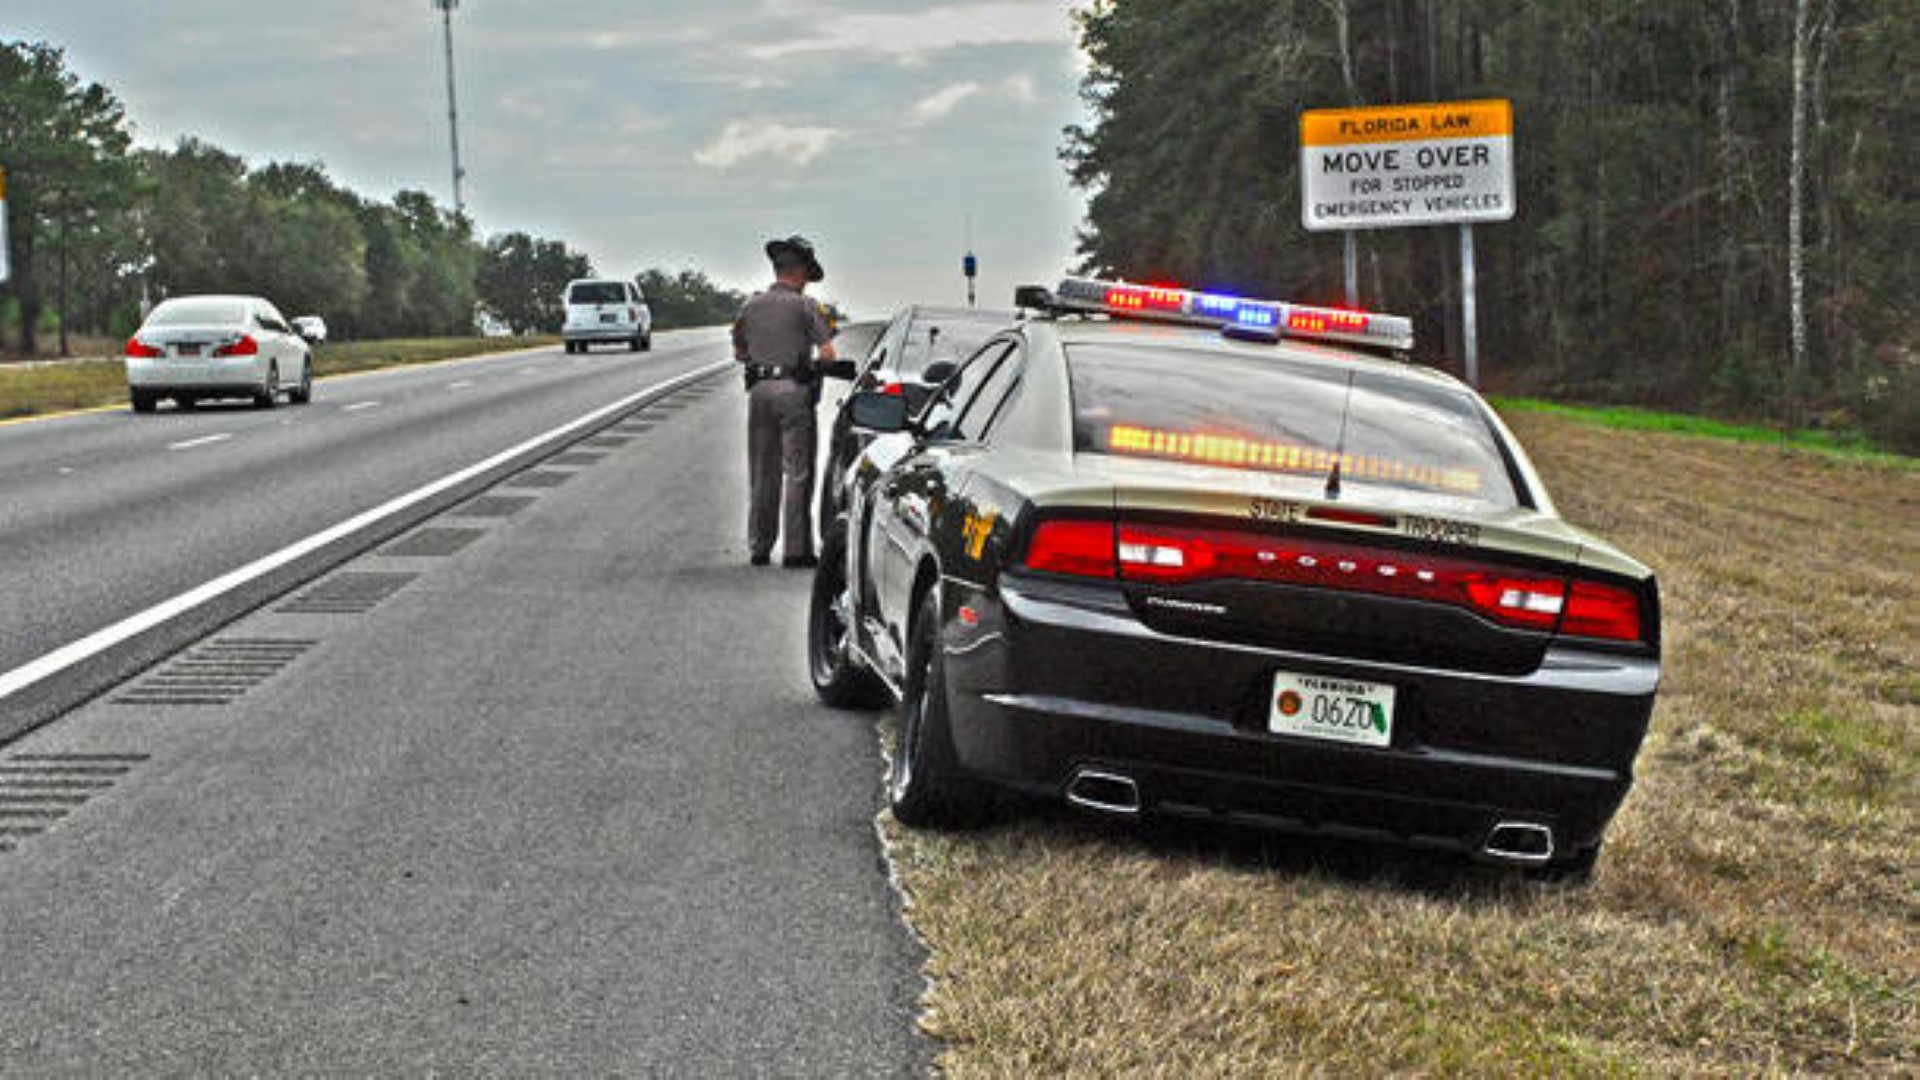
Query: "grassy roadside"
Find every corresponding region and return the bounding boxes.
[881,412,1918,1074]
[0,336,560,421]
[1493,396,1915,470]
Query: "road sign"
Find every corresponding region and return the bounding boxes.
[1300,100,1514,232]
[0,167,10,285]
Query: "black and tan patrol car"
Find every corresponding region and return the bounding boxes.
[808,279,1661,876]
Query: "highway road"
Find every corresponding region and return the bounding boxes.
[0,335,931,1072]
[0,333,729,731]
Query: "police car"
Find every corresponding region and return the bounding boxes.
[808,278,1661,876]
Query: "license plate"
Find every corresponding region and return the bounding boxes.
[174,344,202,357]
[599,313,617,323]
[1269,671,1395,748]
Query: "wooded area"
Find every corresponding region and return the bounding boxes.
[1066,1,1915,451]
[0,42,745,356]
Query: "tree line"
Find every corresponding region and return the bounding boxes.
[0,41,744,356]
[1066,1,1915,451]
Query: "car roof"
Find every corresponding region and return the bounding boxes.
[907,305,1015,322]
[155,295,266,305]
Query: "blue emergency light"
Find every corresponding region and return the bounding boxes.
[1045,277,1414,352]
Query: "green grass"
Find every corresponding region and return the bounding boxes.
[1491,396,1916,469]
[0,336,560,420]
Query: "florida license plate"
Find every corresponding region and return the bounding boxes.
[174,344,202,357]
[1269,671,1395,748]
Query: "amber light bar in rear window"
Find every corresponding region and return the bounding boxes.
[1107,424,1484,496]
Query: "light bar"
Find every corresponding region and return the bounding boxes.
[1049,277,1414,352]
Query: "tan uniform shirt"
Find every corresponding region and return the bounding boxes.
[732,282,835,369]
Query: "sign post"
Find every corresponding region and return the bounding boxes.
[1299,100,1514,384]
[0,167,10,285]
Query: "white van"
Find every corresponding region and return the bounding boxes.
[563,279,653,354]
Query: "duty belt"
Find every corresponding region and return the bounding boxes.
[747,363,804,380]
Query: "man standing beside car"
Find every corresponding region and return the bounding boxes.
[733,236,838,568]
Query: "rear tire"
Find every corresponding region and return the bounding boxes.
[176,395,197,411]
[629,335,643,352]
[288,359,313,404]
[641,332,653,352]
[809,530,889,709]
[254,363,280,409]
[130,389,157,414]
[889,586,992,828]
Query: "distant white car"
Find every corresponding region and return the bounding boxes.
[125,295,318,413]
[290,315,328,343]
[563,278,652,354]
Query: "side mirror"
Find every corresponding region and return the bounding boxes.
[817,359,857,381]
[847,390,912,434]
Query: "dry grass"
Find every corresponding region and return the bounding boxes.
[0,337,558,420]
[882,413,1918,1076]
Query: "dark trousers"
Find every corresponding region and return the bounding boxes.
[747,379,817,559]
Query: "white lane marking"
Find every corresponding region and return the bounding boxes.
[343,401,381,412]
[449,380,476,389]
[167,433,233,451]
[0,359,731,705]
[518,367,539,376]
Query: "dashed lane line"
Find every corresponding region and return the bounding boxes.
[166,434,234,451]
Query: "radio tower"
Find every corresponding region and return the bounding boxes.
[433,0,467,218]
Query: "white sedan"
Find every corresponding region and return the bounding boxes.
[125,295,319,413]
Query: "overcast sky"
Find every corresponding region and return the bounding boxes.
[7,1,1094,317]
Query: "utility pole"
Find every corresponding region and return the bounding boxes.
[433,0,466,219]
[962,212,978,308]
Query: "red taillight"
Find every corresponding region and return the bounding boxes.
[1560,580,1643,642]
[1114,524,1574,633]
[1021,518,1646,642]
[881,382,906,397]
[1021,520,1117,578]
[126,337,163,359]
[629,307,640,322]
[213,335,258,357]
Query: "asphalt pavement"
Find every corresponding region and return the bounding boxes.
[0,356,932,1072]
[0,333,728,732]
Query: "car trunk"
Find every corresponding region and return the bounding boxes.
[138,324,247,360]
[1106,480,1592,677]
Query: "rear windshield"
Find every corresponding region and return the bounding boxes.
[898,315,1008,379]
[569,283,628,305]
[1066,344,1522,507]
[147,301,248,327]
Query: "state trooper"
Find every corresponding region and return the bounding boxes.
[732,236,838,568]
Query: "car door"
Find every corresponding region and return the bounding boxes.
[872,339,1025,652]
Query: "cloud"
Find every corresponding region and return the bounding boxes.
[911,83,984,124]
[907,75,1039,126]
[693,120,844,170]
[746,2,1074,61]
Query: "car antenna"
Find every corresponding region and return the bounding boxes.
[1325,371,1356,501]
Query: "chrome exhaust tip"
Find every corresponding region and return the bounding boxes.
[1065,768,1142,816]
[1482,821,1555,866]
